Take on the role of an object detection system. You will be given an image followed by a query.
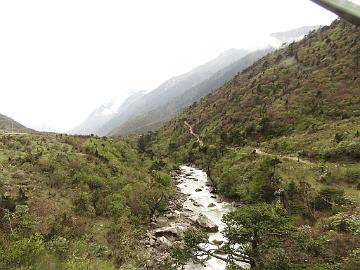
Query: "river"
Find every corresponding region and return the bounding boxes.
[177,165,248,270]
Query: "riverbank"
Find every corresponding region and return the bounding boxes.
[144,166,241,270]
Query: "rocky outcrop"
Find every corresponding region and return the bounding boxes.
[143,170,195,269]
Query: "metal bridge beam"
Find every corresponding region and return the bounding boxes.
[310,0,360,26]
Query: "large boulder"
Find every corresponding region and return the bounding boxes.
[154,225,186,239]
[196,214,218,232]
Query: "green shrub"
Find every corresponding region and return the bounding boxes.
[73,192,91,214]
[342,248,360,270]
[96,193,129,217]
[326,213,360,234]
[73,172,103,189]
[47,236,70,259]
[324,141,360,161]
[0,235,46,269]
[49,167,69,188]
[315,187,345,210]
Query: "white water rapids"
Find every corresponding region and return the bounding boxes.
[177,166,248,270]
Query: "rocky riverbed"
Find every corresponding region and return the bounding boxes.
[144,166,245,270]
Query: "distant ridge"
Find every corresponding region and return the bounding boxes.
[270,25,322,43]
[70,25,321,137]
[0,113,32,132]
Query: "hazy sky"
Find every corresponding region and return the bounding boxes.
[0,0,338,132]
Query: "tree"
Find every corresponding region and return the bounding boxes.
[146,171,172,218]
[223,204,293,269]
[202,144,220,192]
[244,158,281,203]
[170,204,293,269]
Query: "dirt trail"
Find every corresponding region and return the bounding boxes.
[184,121,204,146]
[254,148,314,165]
[183,122,314,165]
[0,132,28,135]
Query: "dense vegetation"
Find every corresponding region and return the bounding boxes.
[148,19,360,269]
[0,133,173,269]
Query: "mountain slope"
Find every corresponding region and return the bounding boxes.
[95,48,250,136]
[0,132,172,269]
[107,26,321,136]
[270,25,321,43]
[149,19,360,269]
[0,113,32,132]
[69,91,145,135]
[72,26,321,137]
[156,19,360,163]
[109,47,274,136]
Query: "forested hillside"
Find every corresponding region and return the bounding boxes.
[155,19,360,162]
[147,19,360,269]
[0,133,172,269]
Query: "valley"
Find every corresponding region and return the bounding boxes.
[1,3,360,270]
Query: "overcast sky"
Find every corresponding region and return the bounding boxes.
[0,0,339,132]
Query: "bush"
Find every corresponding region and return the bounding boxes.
[73,192,91,214]
[96,193,129,217]
[344,168,360,184]
[326,213,360,234]
[73,172,103,189]
[0,235,46,269]
[315,187,345,210]
[343,248,360,270]
[47,236,70,259]
[334,133,344,143]
[49,167,69,188]
[324,141,360,161]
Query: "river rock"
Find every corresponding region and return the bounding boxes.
[208,203,216,207]
[155,217,170,227]
[196,214,218,232]
[195,188,202,192]
[212,239,224,246]
[157,236,172,249]
[193,202,202,207]
[154,226,182,238]
[149,238,156,246]
[164,212,177,219]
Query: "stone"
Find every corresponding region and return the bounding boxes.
[164,213,177,219]
[155,217,170,227]
[193,202,202,207]
[157,236,172,249]
[149,238,156,246]
[196,214,218,232]
[212,239,224,246]
[195,188,202,192]
[154,226,182,238]
[208,203,216,207]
